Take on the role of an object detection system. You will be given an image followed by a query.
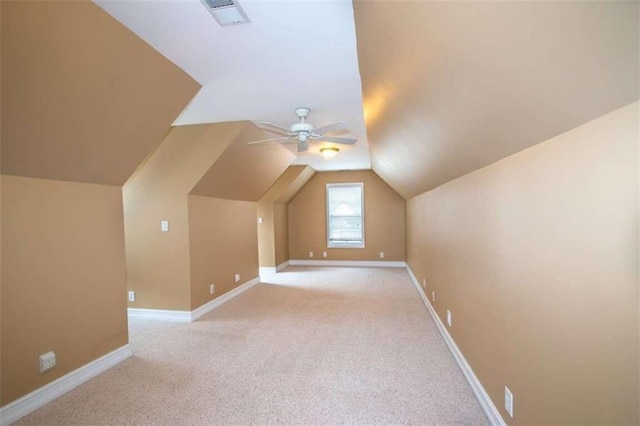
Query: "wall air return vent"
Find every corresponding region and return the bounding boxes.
[200,0,250,26]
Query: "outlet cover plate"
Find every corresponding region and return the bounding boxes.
[39,351,56,373]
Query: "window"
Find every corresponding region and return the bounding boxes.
[326,183,364,248]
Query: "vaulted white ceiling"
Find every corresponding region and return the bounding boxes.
[95,0,370,171]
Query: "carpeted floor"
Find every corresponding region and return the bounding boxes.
[17,266,488,425]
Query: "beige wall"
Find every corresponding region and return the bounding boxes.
[257,202,276,267]
[188,196,259,310]
[288,170,405,261]
[123,123,245,311]
[406,102,639,424]
[273,204,289,266]
[1,176,128,405]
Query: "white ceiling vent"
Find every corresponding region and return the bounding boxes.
[200,0,250,26]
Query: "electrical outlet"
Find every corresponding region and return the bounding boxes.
[234,274,240,283]
[39,351,56,373]
[422,278,426,288]
[379,251,385,258]
[447,309,452,327]
[309,251,313,258]
[209,284,215,294]
[323,251,327,258]
[432,291,435,302]
[257,217,263,224]
[128,291,135,302]
[505,386,514,417]
[161,220,169,232]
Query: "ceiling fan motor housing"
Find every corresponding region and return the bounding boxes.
[291,122,314,133]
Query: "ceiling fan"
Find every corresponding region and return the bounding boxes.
[248,107,357,153]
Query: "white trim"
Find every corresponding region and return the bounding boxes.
[289,259,406,268]
[260,261,289,277]
[191,276,260,321]
[259,267,276,275]
[0,345,132,426]
[276,260,289,272]
[405,266,506,426]
[127,308,191,322]
[128,277,261,323]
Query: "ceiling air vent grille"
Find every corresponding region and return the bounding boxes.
[200,0,250,26]
[203,0,234,9]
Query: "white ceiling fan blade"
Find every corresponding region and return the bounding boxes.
[297,141,309,153]
[312,121,349,136]
[247,136,297,146]
[311,136,357,145]
[255,121,293,136]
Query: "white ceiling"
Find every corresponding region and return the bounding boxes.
[95,0,371,171]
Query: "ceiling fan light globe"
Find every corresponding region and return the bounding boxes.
[320,147,339,159]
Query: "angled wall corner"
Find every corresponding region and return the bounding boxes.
[0,0,199,408]
[187,125,298,309]
[123,122,247,311]
[190,123,296,201]
[257,165,316,268]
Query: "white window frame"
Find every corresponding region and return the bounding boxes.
[326,182,365,249]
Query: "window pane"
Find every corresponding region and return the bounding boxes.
[327,183,363,247]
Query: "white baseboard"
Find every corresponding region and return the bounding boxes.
[191,276,260,321]
[128,276,261,323]
[259,261,290,276]
[127,308,191,322]
[289,259,406,268]
[405,266,505,426]
[0,345,133,426]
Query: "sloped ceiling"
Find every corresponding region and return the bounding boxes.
[1,1,200,186]
[190,124,295,201]
[354,1,639,199]
[260,165,316,205]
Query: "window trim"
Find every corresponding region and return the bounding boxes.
[326,182,365,249]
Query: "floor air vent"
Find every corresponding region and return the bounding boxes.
[200,0,250,26]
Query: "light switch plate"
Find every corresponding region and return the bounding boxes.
[505,386,514,417]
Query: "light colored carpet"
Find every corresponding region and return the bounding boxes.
[17,266,488,425]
